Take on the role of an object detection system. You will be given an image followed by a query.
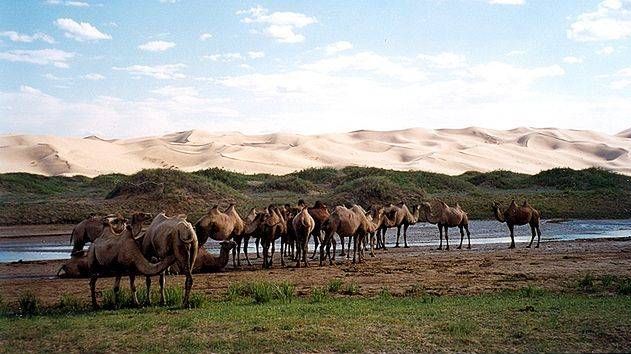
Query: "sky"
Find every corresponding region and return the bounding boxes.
[0,0,630,138]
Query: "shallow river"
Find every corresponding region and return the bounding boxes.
[1,219,630,263]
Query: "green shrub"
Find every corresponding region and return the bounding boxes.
[378,287,393,300]
[187,292,208,308]
[577,274,596,293]
[226,281,295,304]
[342,282,360,296]
[257,176,316,194]
[57,294,84,313]
[327,279,344,293]
[618,278,631,295]
[18,291,40,316]
[519,285,546,298]
[310,287,329,303]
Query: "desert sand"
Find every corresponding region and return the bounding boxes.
[1,127,630,177]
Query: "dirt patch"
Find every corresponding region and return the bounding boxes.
[1,238,630,306]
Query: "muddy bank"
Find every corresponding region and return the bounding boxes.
[0,237,629,307]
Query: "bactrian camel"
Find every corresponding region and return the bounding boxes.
[195,204,244,267]
[492,200,541,248]
[377,203,421,249]
[421,200,471,250]
[170,240,236,274]
[142,213,198,307]
[292,206,315,268]
[87,221,175,309]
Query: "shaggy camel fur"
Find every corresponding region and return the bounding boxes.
[195,204,244,267]
[142,213,198,307]
[377,203,421,249]
[170,240,236,274]
[421,200,471,250]
[87,223,175,309]
[492,200,542,248]
[292,206,315,267]
[320,205,381,265]
[70,214,126,254]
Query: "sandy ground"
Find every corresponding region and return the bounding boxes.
[2,127,630,176]
[1,237,630,306]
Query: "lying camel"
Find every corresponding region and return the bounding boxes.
[142,213,198,307]
[70,214,126,254]
[195,204,244,267]
[170,240,236,274]
[492,200,541,248]
[292,206,315,268]
[421,200,471,250]
[87,222,175,309]
[320,205,381,265]
[377,203,420,249]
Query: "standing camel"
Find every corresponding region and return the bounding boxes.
[420,200,471,250]
[377,203,421,249]
[70,214,126,254]
[86,222,175,309]
[492,200,541,248]
[292,206,315,267]
[307,201,330,259]
[142,213,198,307]
[194,204,244,267]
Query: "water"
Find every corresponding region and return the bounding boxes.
[0,219,630,263]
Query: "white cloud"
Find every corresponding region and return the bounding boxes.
[82,73,105,80]
[563,56,583,64]
[568,0,631,41]
[43,73,70,81]
[138,40,175,52]
[0,31,55,44]
[417,52,467,69]
[46,0,90,6]
[596,46,615,55]
[112,63,186,79]
[152,86,199,97]
[325,41,353,55]
[247,51,265,59]
[488,0,525,5]
[54,18,111,41]
[0,48,75,68]
[199,33,213,41]
[159,0,178,3]
[237,6,317,43]
[204,53,244,62]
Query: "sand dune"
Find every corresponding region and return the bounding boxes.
[1,127,630,177]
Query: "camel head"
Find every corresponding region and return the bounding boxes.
[297,199,306,208]
[313,200,326,209]
[101,214,127,233]
[131,212,153,225]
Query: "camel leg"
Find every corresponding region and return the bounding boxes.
[508,224,515,249]
[403,224,410,248]
[381,228,387,249]
[331,237,337,263]
[303,240,309,268]
[527,225,536,248]
[311,232,320,259]
[465,224,471,249]
[340,235,347,257]
[370,232,376,257]
[458,226,464,249]
[159,272,166,306]
[255,238,260,258]
[145,276,152,305]
[243,235,252,266]
[347,236,352,259]
[262,239,269,269]
[90,275,98,309]
[437,225,443,250]
[353,235,358,264]
[320,231,333,266]
[271,238,276,268]
[535,224,541,248]
[280,236,286,267]
[183,269,193,308]
[445,226,450,251]
[395,226,402,247]
[113,275,122,305]
[129,274,139,306]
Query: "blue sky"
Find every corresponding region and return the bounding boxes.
[1,0,630,138]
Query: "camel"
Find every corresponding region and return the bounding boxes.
[420,200,471,250]
[492,200,542,249]
[307,201,330,259]
[86,222,175,309]
[377,203,421,249]
[320,205,382,265]
[170,240,237,274]
[142,213,198,307]
[57,250,89,278]
[194,204,244,267]
[253,205,286,269]
[239,208,265,266]
[69,213,126,254]
[292,206,315,267]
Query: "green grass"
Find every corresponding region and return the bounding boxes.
[1,166,631,225]
[1,290,630,353]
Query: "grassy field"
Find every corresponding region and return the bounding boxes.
[1,167,630,225]
[1,281,630,353]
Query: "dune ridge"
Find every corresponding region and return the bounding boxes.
[1,127,630,177]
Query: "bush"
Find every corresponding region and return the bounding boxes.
[342,282,360,296]
[519,285,546,298]
[618,278,631,295]
[57,294,84,313]
[18,291,40,316]
[310,287,329,303]
[226,281,295,304]
[577,274,596,293]
[327,279,344,293]
[257,176,316,194]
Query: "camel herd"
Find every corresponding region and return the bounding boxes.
[58,199,542,308]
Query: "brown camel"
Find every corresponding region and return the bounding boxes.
[87,222,175,309]
[170,240,237,274]
[307,201,330,259]
[57,250,89,278]
[69,213,126,254]
[292,206,315,268]
[367,206,396,257]
[239,208,264,266]
[492,200,542,248]
[377,203,421,249]
[320,205,382,265]
[253,205,286,269]
[142,213,198,307]
[195,204,244,267]
[420,200,471,250]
